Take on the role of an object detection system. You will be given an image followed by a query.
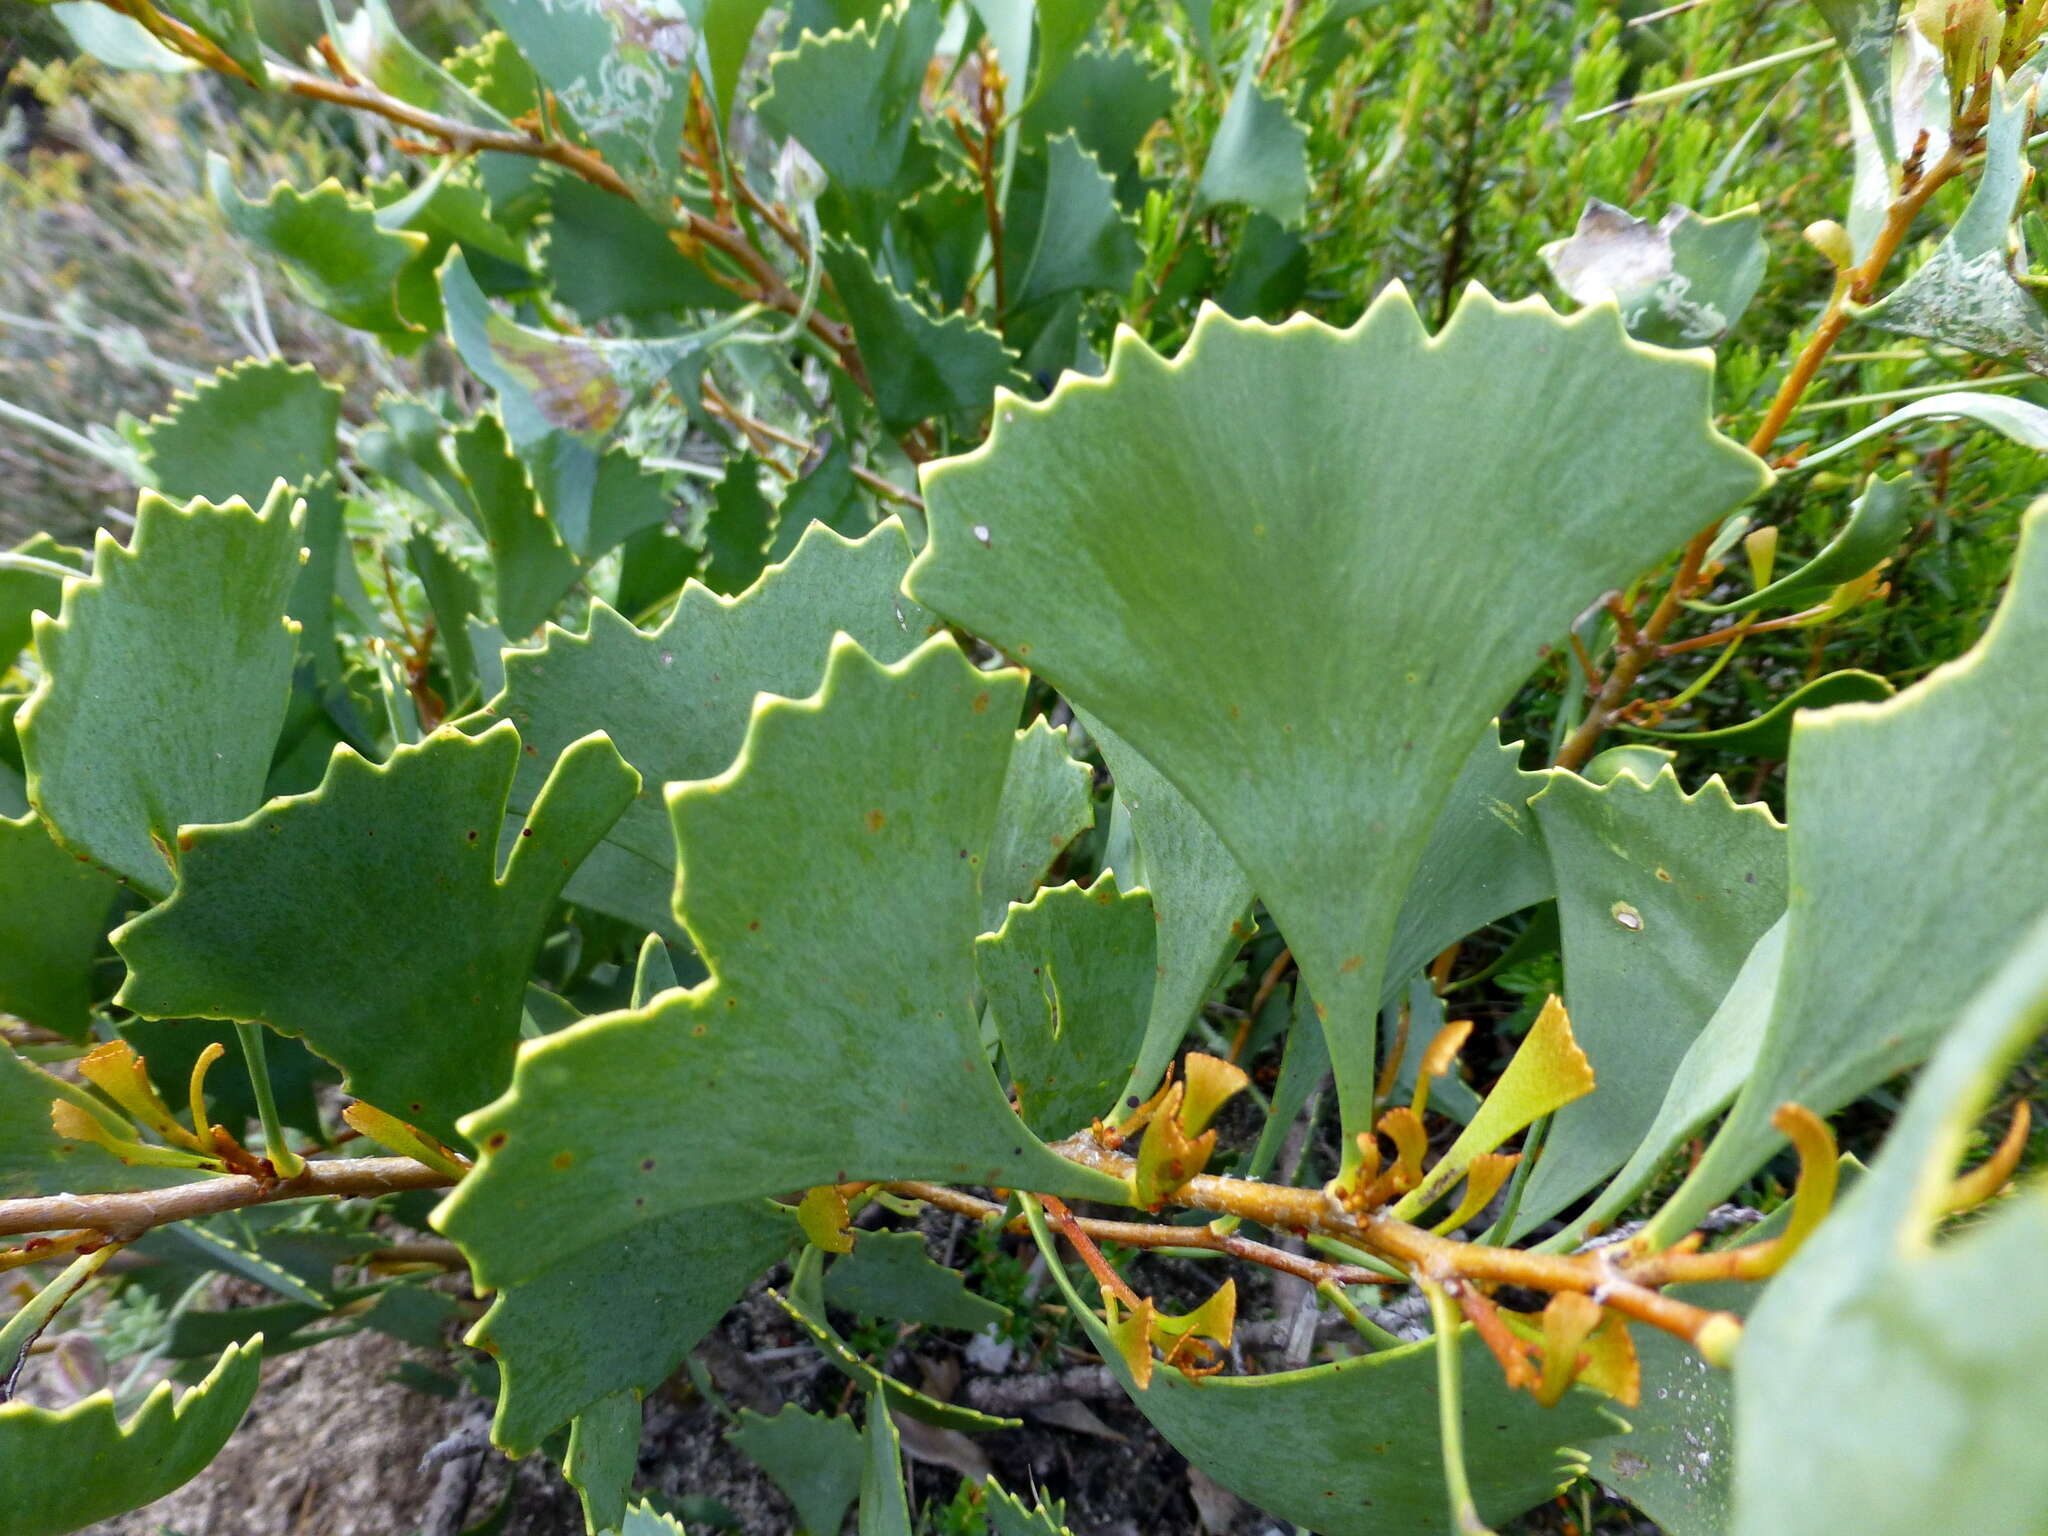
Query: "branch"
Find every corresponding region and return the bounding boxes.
[1044,1137,1745,1357]
[1554,136,1973,771]
[104,2,866,383]
[0,1157,452,1241]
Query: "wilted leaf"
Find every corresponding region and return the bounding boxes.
[1542,201,1767,347]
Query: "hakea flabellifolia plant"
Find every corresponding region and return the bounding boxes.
[4,0,2048,1531]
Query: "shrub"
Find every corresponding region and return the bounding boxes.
[3,2,2048,1534]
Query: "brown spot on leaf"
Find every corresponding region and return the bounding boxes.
[551,1150,574,1170]
[866,809,886,832]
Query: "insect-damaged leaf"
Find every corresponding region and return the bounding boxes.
[113,724,638,1147]
[437,637,1125,1295]
[482,0,693,212]
[1865,75,2048,374]
[907,288,1766,1150]
[1542,201,1767,348]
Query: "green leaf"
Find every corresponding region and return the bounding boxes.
[820,239,1018,430]
[1027,0,1108,104]
[907,289,1768,1146]
[210,157,428,335]
[0,534,81,669]
[633,933,679,1005]
[1196,74,1311,228]
[771,1282,1021,1432]
[475,516,936,938]
[1646,499,2048,1242]
[1628,669,1897,759]
[1018,46,1173,179]
[540,176,739,322]
[442,250,702,445]
[469,1200,793,1454]
[483,0,692,210]
[0,1041,197,1198]
[1809,0,1902,162]
[1865,75,2048,371]
[1384,727,1553,996]
[977,878,1154,1139]
[438,636,1125,1295]
[1509,767,1787,1235]
[985,1480,1077,1535]
[285,478,369,745]
[566,1389,641,1534]
[619,1500,693,1535]
[18,483,303,895]
[982,717,1094,931]
[1542,202,1768,348]
[767,440,871,562]
[702,455,777,595]
[1695,473,1912,614]
[756,6,943,219]
[452,412,583,639]
[1019,1197,1608,1534]
[1081,709,1252,1106]
[113,724,639,1146]
[698,0,773,124]
[0,1338,263,1536]
[1011,133,1144,313]
[50,2,197,71]
[859,1390,913,1536]
[726,1405,865,1536]
[0,808,116,1039]
[1550,915,1787,1251]
[407,529,484,707]
[155,0,267,85]
[1732,912,2048,1536]
[146,1220,331,1307]
[1796,388,2048,468]
[330,0,509,124]
[138,358,341,506]
[825,1229,1012,1330]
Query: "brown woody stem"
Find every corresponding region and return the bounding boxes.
[1554,139,1972,771]
[1047,1137,1742,1352]
[0,1157,451,1241]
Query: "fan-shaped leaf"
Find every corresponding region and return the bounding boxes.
[907,288,1767,1146]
